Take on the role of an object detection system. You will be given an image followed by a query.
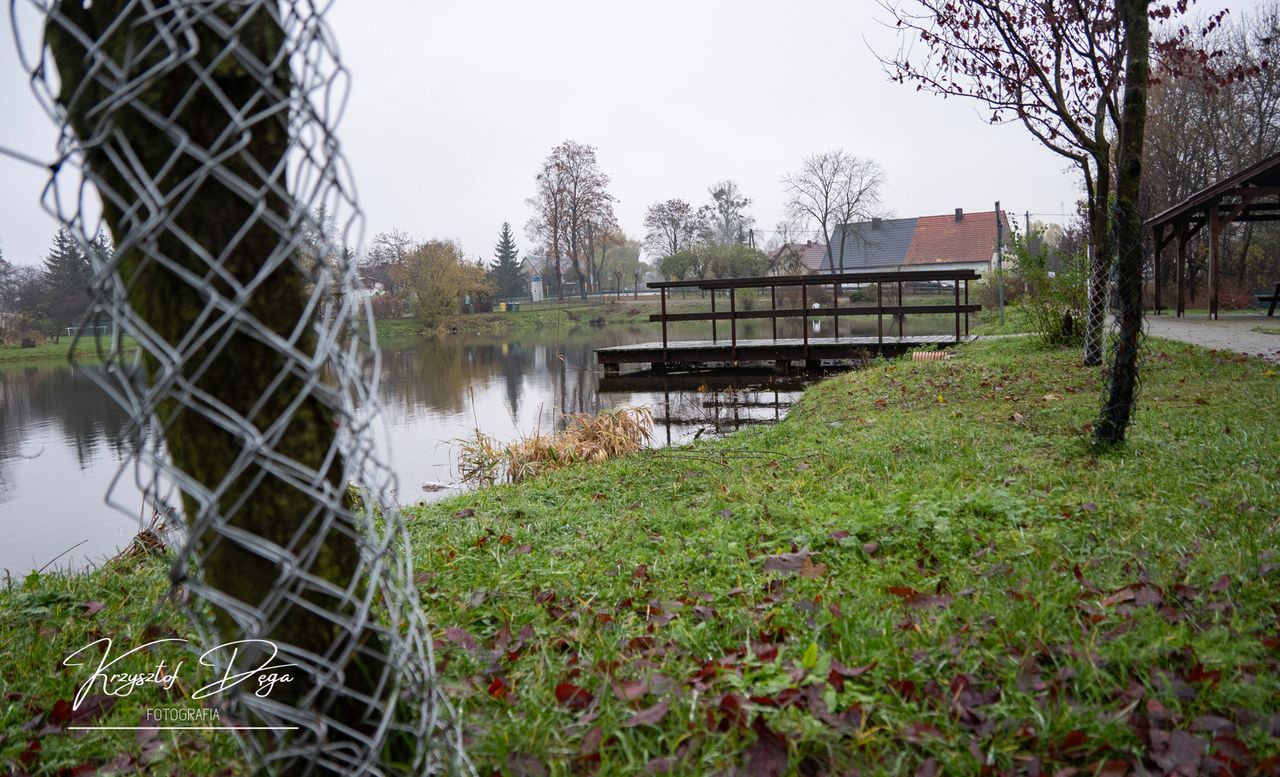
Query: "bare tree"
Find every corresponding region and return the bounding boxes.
[784,150,884,272]
[586,221,622,292]
[763,219,810,275]
[528,141,615,300]
[703,180,754,246]
[364,228,416,267]
[526,162,568,299]
[642,198,704,259]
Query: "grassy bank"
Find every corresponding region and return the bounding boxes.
[432,297,701,337]
[4,336,1279,774]
[0,336,139,366]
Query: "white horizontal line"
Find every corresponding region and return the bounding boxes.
[68,726,299,731]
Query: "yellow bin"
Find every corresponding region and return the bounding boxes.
[499,303,507,312]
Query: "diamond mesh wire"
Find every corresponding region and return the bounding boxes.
[1096,191,1149,443]
[8,1,469,773]
[1084,241,1111,367]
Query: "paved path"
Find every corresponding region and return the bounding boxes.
[1145,314,1280,363]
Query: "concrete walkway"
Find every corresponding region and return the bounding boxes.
[1145,314,1280,363]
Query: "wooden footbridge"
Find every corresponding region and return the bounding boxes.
[596,269,981,373]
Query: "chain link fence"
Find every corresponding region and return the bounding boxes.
[7,1,469,773]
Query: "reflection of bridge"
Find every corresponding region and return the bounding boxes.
[595,269,981,372]
[613,371,803,446]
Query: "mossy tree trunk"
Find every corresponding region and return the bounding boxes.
[47,2,399,771]
[1095,0,1150,444]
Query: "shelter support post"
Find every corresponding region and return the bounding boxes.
[1209,203,1221,320]
[1153,224,1163,315]
[1176,221,1188,318]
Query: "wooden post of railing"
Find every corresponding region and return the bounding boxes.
[876,281,883,348]
[729,286,737,361]
[954,278,961,344]
[964,279,970,337]
[660,286,668,359]
[710,288,717,343]
[832,281,839,339]
[770,285,777,341]
[897,280,904,338]
[801,282,809,357]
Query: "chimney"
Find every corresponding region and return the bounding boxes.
[872,217,882,230]
[954,208,964,222]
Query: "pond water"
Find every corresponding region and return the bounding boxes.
[0,318,820,576]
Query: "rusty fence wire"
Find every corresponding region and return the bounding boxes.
[6,1,469,773]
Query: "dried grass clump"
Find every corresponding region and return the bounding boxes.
[458,406,653,486]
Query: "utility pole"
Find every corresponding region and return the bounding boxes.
[996,200,1006,325]
[1025,210,1031,238]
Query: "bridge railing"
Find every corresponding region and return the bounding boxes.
[649,268,983,357]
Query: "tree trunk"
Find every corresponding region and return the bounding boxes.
[1095,0,1150,445]
[47,3,404,771]
[1084,153,1113,367]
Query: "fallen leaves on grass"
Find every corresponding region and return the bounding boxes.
[554,682,594,711]
[760,549,815,573]
[620,700,669,728]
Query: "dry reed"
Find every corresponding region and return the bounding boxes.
[458,405,653,486]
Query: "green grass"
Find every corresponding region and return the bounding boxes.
[0,336,138,366]
[1251,325,1280,336]
[0,554,239,775]
[970,305,1035,336]
[4,336,1279,774]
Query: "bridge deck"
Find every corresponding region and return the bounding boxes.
[596,335,972,368]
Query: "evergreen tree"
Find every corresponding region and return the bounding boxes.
[42,227,92,330]
[489,221,525,299]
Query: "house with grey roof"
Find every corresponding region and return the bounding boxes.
[825,208,1010,275]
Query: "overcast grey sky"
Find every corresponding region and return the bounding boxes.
[0,1,1264,266]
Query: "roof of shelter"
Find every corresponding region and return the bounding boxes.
[1147,151,1280,230]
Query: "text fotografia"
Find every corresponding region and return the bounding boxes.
[64,638,298,712]
[147,707,221,723]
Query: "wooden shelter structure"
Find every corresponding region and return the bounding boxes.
[1148,151,1280,318]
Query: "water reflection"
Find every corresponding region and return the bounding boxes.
[0,364,137,575]
[0,322,813,574]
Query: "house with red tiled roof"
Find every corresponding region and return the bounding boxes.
[824,208,1010,275]
[768,240,827,275]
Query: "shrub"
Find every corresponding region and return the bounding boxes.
[1011,232,1087,346]
[369,294,406,320]
[1219,289,1257,311]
